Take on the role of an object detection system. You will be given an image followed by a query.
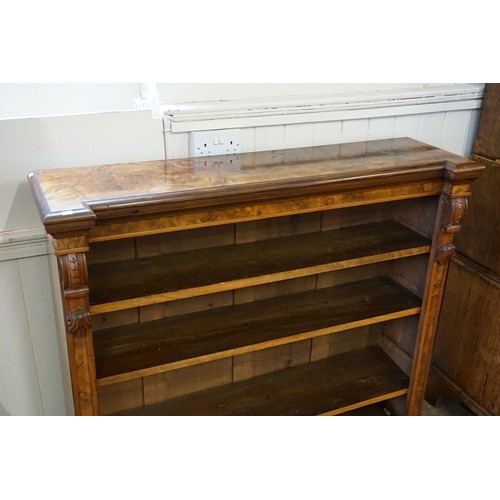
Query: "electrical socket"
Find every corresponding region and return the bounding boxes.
[189,129,241,157]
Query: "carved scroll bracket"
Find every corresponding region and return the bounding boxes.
[434,195,469,266]
[57,251,92,337]
[436,243,456,265]
[443,196,468,234]
[67,307,92,337]
[58,253,89,290]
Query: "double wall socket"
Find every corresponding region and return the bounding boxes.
[189,129,241,157]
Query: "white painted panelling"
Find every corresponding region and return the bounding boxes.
[463,109,481,157]
[341,119,370,143]
[284,123,315,149]
[18,255,67,415]
[0,260,43,415]
[240,127,256,154]
[368,116,396,140]
[394,114,422,140]
[313,121,342,146]
[0,357,9,415]
[166,100,484,134]
[418,112,447,148]
[165,107,479,158]
[47,251,75,416]
[441,110,470,156]
[254,125,286,151]
[160,84,484,133]
[0,228,48,262]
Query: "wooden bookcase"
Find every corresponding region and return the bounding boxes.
[28,138,484,416]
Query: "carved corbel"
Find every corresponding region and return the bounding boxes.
[434,196,468,266]
[58,253,89,291]
[436,243,456,265]
[443,197,468,234]
[66,307,92,337]
[57,252,92,336]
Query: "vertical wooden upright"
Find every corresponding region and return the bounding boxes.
[27,138,484,416]
[406,164,477,415]
[56,238,99,416]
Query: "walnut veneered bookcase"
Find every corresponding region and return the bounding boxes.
[28,138,484,416]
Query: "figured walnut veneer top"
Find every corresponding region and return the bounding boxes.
[28,137,481,235]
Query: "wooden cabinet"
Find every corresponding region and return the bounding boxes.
[432,84,500,415]
[28,138,483,416]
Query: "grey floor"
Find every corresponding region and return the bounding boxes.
[346,397,476,416]
[422,396,475,416]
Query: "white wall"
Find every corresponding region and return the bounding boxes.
[0,110,165,232]
[0,83,484,415]
[0,88,165,415]
[0,83,141,119]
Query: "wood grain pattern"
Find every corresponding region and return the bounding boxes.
[28,138,484,416]
[235,212,321,243]
[98,378,143,416]
[93,277,421,385]
[405,181,475,415]
[135,224,235,259]
[321,196,439,238]
[433,255,500,415]
[113,346,408,416]
[143,358,233,406]
[86,181,443,243]
[28,137,481,238]
[311,326,375,362]
[58,252,99,415]
[455,156,500,275]
[88,220,430,314]
[233,340,312,383]
[31,138,465,214]
[234,275,316,305]
[473,83,500,161]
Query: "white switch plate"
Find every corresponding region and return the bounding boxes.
[189,129,241,157]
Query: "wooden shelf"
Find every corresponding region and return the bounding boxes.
[94,276,421,385]
[28,139,485,416]
[88,220,430,314]
[113,346,408,416]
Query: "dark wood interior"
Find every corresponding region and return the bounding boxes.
[94,276,421,382]
[88,219,430,313]
[27,137,484,416]
[114,346,409,416]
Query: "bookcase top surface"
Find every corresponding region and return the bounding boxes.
[28,137,482,233]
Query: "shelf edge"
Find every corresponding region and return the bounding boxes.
[90,246,430,315]
[96,306,421,386]
[320,388,409,416]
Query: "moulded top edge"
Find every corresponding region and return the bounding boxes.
[28,138,482,229]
